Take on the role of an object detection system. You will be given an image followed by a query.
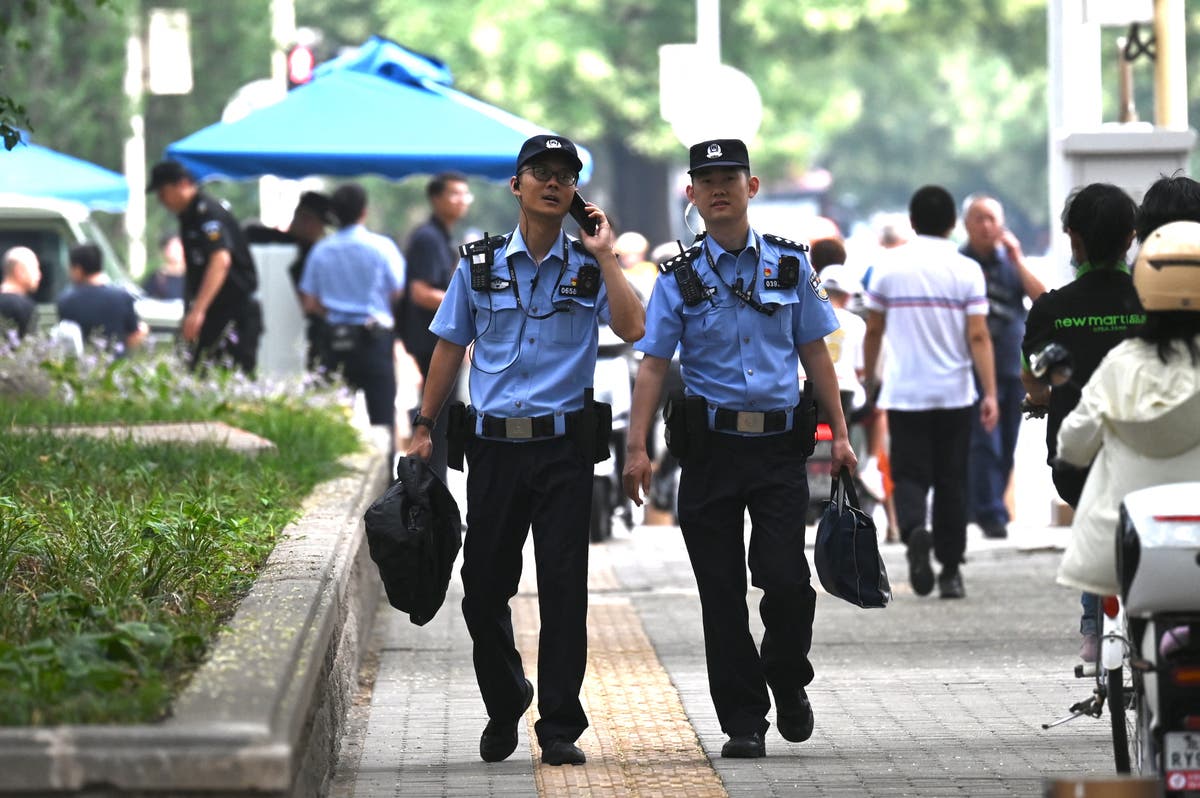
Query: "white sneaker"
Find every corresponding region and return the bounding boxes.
[858,458,885,500]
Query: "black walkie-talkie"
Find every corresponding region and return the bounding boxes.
[670,242,707,307]
[461,232,497,291]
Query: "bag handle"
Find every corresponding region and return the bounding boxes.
[828,465,862,512]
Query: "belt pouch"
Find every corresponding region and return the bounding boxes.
[328,324,360,353]
[592,401,613,463]
[794,382,818,457]
[684,395,708,458]
[446,401,470,471]
[664,392,690,460]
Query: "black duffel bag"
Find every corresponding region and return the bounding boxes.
[363,456,462,626]
[813,466,891,609]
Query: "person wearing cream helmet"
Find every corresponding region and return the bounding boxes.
[1056,219,1200,597]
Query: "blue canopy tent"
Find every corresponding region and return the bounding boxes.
[165,36,592,184]
[1,133,130,211]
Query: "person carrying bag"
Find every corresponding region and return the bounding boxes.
[814,466,892,608]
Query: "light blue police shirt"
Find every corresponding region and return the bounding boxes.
[429,226,612,434]
[636,229,838,430]
[299,224,406,326]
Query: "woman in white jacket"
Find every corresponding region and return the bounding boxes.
[1056,220,1200,595]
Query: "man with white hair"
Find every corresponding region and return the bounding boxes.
[0,246,42,339]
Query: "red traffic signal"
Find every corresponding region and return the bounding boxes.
[286,44,315,89]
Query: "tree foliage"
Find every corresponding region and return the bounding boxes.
[4,1,1200,247]
[367,0,1054,238]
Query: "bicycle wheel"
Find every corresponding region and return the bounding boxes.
[1108,666,1132,773]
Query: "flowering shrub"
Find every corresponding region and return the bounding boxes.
[0,340,361,725]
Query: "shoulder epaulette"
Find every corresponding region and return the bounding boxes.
[658,245,702,274]
[569,239,590,254]
[762,233,810,252]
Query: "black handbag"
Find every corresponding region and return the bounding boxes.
[814,466,892,608]
[363,456,462,626]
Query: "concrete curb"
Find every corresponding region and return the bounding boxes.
[0,427,390,797]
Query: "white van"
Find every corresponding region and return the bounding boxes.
[0,193,182,338]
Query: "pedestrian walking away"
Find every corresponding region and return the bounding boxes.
[863,184,999,601]
[299,183,406,456]
[406,134,644,768]
[960,194,1046,540]
[623,137,856,760]
[148,160,262,374]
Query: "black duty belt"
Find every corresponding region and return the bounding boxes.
[480,410,578,440]
[712,406,791,434]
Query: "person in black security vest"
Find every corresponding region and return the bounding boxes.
[407,134,645,768]
[624,138,856,759]
[1020,182,1142,664]
[960,195,1047,539]
[148,160,262,375]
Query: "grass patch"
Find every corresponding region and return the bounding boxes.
[0,338,362,725]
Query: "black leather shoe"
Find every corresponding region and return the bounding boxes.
[980,520,1008,539]
[772,686,814,742]
[720,731,766,758]
[938,568,966,599]
[906,528,935,596]
[479,679,534,762]
[541,739,586,766]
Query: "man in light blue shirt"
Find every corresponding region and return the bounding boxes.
[300,183,405,441]
[408,135,644,767]
[624,138,856,760]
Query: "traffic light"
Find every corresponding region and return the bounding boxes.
[286,43,315,90]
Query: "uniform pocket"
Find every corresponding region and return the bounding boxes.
[548,295,597,345]
[476,291,521,342]
[759,289,799,343]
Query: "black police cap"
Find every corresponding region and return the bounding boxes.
[516,134,583,175]
[295,191,335,224]
[146,160,194,192]
[687,139,750,174]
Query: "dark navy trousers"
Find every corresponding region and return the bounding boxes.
[461,435,591,745]
[676,432,815,738]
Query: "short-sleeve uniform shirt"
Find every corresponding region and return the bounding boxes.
[636,230,837,428]
[430,227,612,429]
[178,191,258,307]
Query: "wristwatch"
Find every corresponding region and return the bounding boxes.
[412,413,435,431]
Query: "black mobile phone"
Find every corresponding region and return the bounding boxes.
[569,193,598,236]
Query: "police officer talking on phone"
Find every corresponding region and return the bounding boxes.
[406,134,644,767]
[623,138,855,759]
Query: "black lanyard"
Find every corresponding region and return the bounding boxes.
[507,235,570,319]
[702,238,775,316]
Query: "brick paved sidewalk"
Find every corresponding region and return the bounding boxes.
[333,500,1121,798]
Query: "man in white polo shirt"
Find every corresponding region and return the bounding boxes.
[863,185,998,600]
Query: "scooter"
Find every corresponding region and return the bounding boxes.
[1028,342,1200,792]
[1114,483,1200,791]
[589,323,635,542]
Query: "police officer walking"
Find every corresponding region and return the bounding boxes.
[299,183,406,448]
[407,135,644,767]
[623,139,856,759]
[148,160,262,374]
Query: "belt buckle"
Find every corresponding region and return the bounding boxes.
[736,411,765,434]
[505,417,534,439]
